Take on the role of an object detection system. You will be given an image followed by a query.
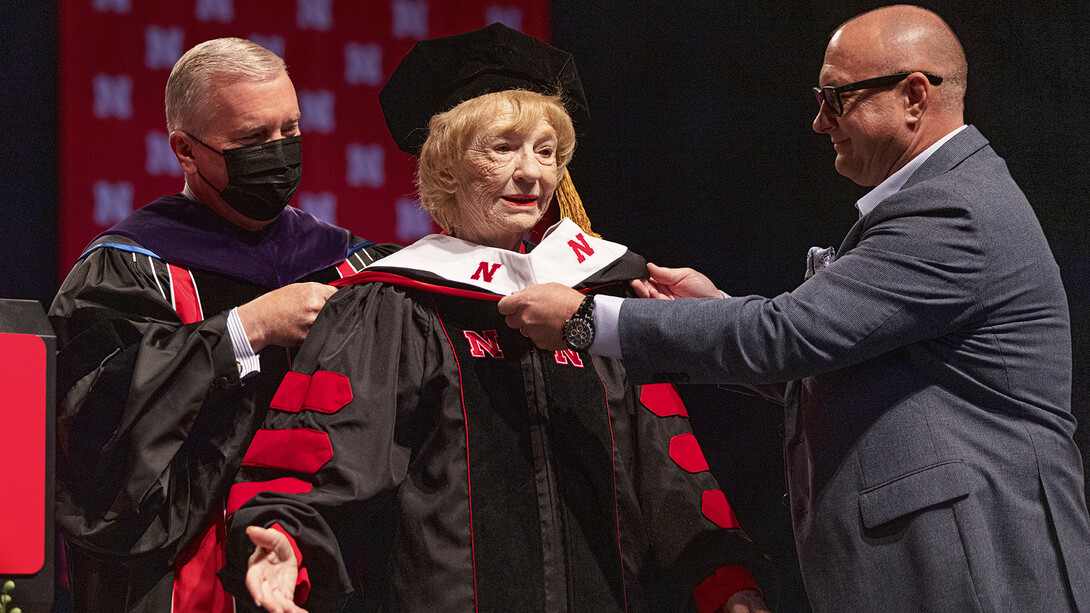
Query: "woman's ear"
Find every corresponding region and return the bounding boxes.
[438,168,459,194]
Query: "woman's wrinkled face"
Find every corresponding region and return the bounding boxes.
[447,105,559,250]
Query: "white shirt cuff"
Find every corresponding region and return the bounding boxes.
[227,307,261,378]
[589,295,624,359]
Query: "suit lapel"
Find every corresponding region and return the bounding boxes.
[836,218,867,256]
[902,125,989,189]
[834,125,990,257]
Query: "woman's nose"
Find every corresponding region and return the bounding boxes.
[513,147,542,182]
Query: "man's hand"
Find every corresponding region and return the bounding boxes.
[630,263,722,299]
[497,283,584,350]
[245,525,308,613]
[720,588,771,613]
[236,282,337,352]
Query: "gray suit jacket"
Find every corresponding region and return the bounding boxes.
[619,126,1090,612]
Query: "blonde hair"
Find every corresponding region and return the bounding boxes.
[416,89,576,233]
[165,38,286,135]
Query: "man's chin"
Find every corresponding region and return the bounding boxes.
[833,157,855,180]
[833,158,874,186]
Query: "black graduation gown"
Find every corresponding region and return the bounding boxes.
[48,195,398,612]
[221,221,770,612]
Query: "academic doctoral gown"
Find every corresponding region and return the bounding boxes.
[221,220,770,613]
[48,195,398,612]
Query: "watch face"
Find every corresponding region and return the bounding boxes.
[564,315,594,351]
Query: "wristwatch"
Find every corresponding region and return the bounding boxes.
[562,295,596,352]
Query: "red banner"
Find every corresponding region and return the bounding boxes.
[58,0,550,276]
[0,333,47,575]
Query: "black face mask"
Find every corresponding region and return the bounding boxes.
[187,133,303,221]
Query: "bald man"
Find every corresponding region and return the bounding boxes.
[499,5,1090,611]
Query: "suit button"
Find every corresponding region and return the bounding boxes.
[782,493,791,508]
[215,376,230,389]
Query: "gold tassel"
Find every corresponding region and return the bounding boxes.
[555,170,601,238]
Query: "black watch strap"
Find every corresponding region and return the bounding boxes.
[562,295,596,352]
[574,294,595,318]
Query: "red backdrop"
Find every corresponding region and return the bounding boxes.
[57,0,550,276]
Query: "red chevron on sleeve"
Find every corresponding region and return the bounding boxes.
[270,372,310,411]
[668,433,711,473]
[639,383,689,417]
[243,428,333,473]
[226,478,313,516]
[270,370,353,413]
[701,489,741,529]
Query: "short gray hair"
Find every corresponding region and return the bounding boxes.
[165,38,286,135]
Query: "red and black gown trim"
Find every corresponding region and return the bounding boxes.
[221,245,772,612]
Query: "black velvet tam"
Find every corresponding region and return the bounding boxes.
[379,22,588,155]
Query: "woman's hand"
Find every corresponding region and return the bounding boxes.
[245,525,308,613]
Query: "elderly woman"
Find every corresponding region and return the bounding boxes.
[220,25,770,613]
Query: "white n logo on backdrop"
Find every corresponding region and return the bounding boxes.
[346,144,385,188]
[92,0,131,14]
[298,192,338,224]
[93,181,134,226]
[145,132,181,176]
[391,0,429,39]
[249,34,286,59]
[93,74,132,120]
[485,6,523,31]
[396,198,434,242]
[297,0,333,30]
[196,0,233,23]
[345,43,383,86]
[145,26,184,70]
[299,90,336,134]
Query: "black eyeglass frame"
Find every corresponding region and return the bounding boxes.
[813,71,944,116]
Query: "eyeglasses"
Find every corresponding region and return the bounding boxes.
[813,72,943,116]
